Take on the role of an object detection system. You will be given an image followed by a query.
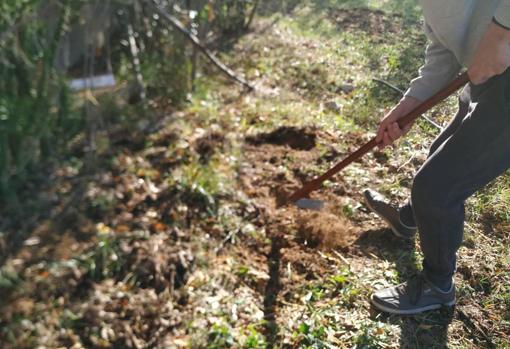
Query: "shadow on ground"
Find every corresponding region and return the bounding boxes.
[354,227,452,348]
[263,232,284,346]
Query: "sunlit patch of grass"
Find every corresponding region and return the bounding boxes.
[353,320,393,348]
[272,9,425,133]
[301,0,422,19]
[469,171,510,226]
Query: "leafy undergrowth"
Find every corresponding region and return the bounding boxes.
[1,2,510,348]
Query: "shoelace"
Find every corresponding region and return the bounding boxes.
[396,274,425,305]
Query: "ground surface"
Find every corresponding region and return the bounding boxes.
[1,2,510,348]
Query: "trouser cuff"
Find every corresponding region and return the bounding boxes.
[423,270,454,292]
[399,202,417,229]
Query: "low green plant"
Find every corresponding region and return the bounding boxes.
[353,321,391,349]
[173,162,224,216]
[293,322,332,348]
[76,233,125,281]
[0,267,21,300]
[243,324,266,349]
[236,265,250,278]
[207,323,235,349]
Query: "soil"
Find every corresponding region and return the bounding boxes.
[245,126,317,150]
[194,131,226,162]
[238,124,363,294]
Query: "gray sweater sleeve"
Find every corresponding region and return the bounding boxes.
[404,23,462,101]
[495,0,510,28]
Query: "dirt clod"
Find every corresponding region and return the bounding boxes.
[272,185,298,208]
[125,234,194,293]
[246,126,317,150]
[297,210,356,249]
[194,131,225,162]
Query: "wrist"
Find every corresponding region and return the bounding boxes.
[489,21,510,42]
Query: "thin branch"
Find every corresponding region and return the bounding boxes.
[148,0,254,91]
[372,77,405,94]
[457,307,496,349]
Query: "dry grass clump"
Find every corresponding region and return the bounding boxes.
[297,210,357,249]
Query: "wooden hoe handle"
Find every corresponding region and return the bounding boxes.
[287,72,470,203]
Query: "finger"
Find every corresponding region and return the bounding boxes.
[376,122,389,143]
[383,131,392,147]
[388,123,402,141]
[377,130,387,149]
[376,126,384,143]
[377,132,388,149]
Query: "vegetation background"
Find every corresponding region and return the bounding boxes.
[0,0,509,348]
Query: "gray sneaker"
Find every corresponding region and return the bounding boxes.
[371,274,456,315]
[363,189,417,240]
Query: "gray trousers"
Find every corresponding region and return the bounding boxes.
[399,70,510,289]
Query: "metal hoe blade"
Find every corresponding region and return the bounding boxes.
[294,198,325,211]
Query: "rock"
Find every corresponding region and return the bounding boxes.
[340,83,355,93]
[324,100,342,113]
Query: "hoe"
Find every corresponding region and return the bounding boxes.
[288,72,470,210]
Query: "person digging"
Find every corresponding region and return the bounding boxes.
[365,1,510,315]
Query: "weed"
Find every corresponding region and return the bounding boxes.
[0,267,21,299]
[353,321,391,349]
[207,323,236,349]
[76,233,125,281]
[243,324,267,349]
[173,162,224,216]
[328,268,352,288]
[236,265,250,278]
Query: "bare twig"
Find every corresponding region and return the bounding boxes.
[456,307,496,349]
[372,77,405,94]
[148,0,254,91]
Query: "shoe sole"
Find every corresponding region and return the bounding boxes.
[371,295,456,315]
[363,193,415,241]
